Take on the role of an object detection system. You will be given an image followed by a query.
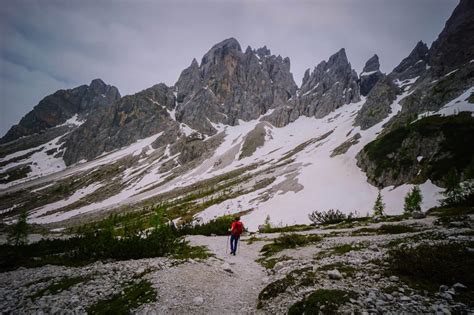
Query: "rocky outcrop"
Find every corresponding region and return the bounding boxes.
[389,41,429,82]
[357,113,474,188]
[175,38,297,134]
[360,54,383,96]
[266,48,360,127]
[62,84,178,165]
[1,79,120,144]
[428,0,474,76]
[354,77,399,130]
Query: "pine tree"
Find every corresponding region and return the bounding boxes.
[404,185,423,214]
[373,190,385,217]
[441,169,463,206]
[8,210,29,246]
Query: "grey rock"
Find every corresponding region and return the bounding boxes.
[193,296,204,306]
[328,269,343,280]
[360,54,384,96]
[1,79,120,144]
[389,276,399,282]
[390,41,429,82]
[266,48,360,126]
[439,285,449,293]
[354,76,399,129]
[63,83,178,165]
[175,38,297,134]
[412,211,426,219]
[452,283,467,292]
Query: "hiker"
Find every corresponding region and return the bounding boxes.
[229,216,244,255]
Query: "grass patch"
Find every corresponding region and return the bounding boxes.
[86,280,156,314]
[317,262,358,277]
[388,242,474,302]
[352,224,418,236]
[427,206,474,217]
[259,224,314,234]
[29,275,92,301]
[386,231,444,248]
[260,234,322,257]
[172,243,212,260]
[256,255,293,270]
[257,267,316,308]
[288,289,357,315]
[177,215,235,236]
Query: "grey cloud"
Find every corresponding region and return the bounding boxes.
[0,0,458,136]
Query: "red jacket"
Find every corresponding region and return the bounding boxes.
[231,221,244,236]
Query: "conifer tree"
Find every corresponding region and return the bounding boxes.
[8,210,28,246]
[404,185,423,214]
[373,190,385,217]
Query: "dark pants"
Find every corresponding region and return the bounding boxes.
[230,234,240,254]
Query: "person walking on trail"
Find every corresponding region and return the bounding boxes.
[229,217,244,255]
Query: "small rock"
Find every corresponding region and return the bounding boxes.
[400,295,411,302]
[412,211,426,219]
[193,296,204,306]
[328,269,343,280]
[389,275,399,282]
[221,263,233,273]
[452,283,467,292]
[384,293,394,301]
[439,285,449,293]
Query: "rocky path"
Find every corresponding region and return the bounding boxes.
[141,235,267,314]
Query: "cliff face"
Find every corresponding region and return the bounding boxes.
[1,79,120,144]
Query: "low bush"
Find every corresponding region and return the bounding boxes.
[177,215,235,236]
[87,280,156,314]
[388,243,474,295]
[288,289,356,314]
[308,209,357,225]
[260,233,322,257]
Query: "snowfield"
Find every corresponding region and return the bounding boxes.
[5,84,472,229]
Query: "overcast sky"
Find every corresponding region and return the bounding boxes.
[0,0,458,136]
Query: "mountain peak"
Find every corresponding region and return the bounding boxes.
[428,0,474,74]
[89,78,107,91]
[328,48,348,65]
[362,54,380,73]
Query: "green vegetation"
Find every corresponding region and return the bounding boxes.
[87,280,156,314]
[260,233,322,257]
[7,210,28,246]
[404,185,422,214]
[288,289,357,315]
[317,243,366,258]
[257,267,316,308]
[388,242,474,298]
[352,224,418,236]
[308,209,350,225]
[177,215,235,236]
[0,165,31,184]
[317,263,358,277]
[29,275,93,301]
[0,210,208,271]
[256,255,293,270]
[373,190,385,216]
[361,113,474,186]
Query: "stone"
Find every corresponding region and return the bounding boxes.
[439,285,449,293]
[412,211,426,219]
[221,262,233,273]
[452,283,467,292]
[193,296,204,306]
[328,269,343,280]
[389,276,399,282]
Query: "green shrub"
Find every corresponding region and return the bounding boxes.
[388,243,474,293]
[260,234,322,257]
[404,185,423,214]
[308,209,350,225]
[177,215,235,236]
[7,210,29,246]
[87,280,156,314]
[288,289,356,314]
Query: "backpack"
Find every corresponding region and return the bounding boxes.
[232,221,244,236]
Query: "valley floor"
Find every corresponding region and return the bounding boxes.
[0,214,473,314]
